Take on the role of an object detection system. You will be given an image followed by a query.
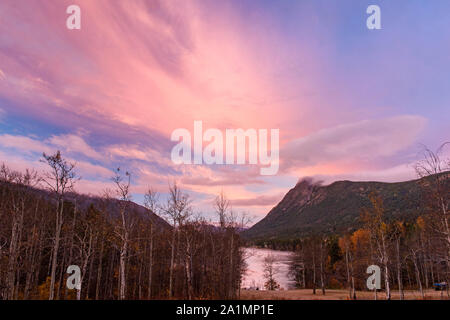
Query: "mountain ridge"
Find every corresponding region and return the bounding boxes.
[0,180,170,229]
[243,172,449,240]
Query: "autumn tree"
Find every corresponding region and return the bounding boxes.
[415,143,450,294]
[339,235,356,299]
[362,193,392,300]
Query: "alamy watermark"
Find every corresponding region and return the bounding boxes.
[366,265,381,290]
[66,265,81,291]
[65,4,380,31]
[367,5,381,30]
[170,121,279,175]
[66,5,81,30]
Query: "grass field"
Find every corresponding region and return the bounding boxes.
[240,289,449,300]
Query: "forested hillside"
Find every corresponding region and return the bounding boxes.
[244,173,449,240]
[0,152,245,300]
[244,146,449,299]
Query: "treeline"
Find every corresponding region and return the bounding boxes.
[288,207,448,299]
[0,151,245,300]
[273,145,449,299]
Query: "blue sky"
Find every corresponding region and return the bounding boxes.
[0,0,448,223]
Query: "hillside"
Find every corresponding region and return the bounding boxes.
[243,173,449,240]
[0,175,242,300]
[0,180,170,229]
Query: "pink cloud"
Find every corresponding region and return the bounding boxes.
[230,194,284,207]
[312,163,419,185]
[281,115,427,172]
[0,0,319,140]
[49,134,102,160]
[0,1,441,222]
[0,134,54,155]
[181,165,266,187]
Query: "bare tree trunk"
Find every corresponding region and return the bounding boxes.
[49,199,64,300]
[412,252,424,299]
[85,252,95,300]
[381,232,391,300]
[319,241,325,295]
[24,202,40,299]
[302,264,306,289]
[396,238,404,300]
[228,232,234,299]
[312,249,316,295]
[96,241,104,300]
[64,202,77,299]
[6,205,22,299]
[119,232,128,300]
[185,248,194,300]
[384,264,391,300]
[345,245,351,299]
[147,224,154,299]
[169,227,176,298]
[57,237,68,300]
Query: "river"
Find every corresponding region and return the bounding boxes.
[241,247,295,290]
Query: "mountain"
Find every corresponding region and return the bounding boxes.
[243,173,449,241]
[0,180,170,229]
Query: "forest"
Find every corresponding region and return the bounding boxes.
[0,151,245,300]
[0,144,448,300]
[258,146,450,299]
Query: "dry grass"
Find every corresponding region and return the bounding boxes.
[240,289,449,300]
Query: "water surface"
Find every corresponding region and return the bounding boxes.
[241,247,294,290]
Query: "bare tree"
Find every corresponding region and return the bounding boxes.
[340,235,356,299]
[415,143,450,291]
[160,182,192,298]
[112,168,133,300]
[143,188,159,299]
[0,161,246,300]
[3,167,40,299]
[319,238,326,295]
[263,254,280,290]
[41,151,77,300]
[214,190,229,229]
[392,221,405,300]
[74,207,98,300]
[362,194,392,300]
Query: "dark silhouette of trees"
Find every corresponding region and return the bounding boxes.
[0,153,244,300]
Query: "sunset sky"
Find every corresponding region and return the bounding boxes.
[0,0,449,222]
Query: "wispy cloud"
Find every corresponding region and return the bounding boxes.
[0,134,54,155]
[282,115,427,172]
[0,107,5,122]
[0,0,448,220]
[230,194,285,207]
[48,133,103,160]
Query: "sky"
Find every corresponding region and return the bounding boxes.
[0,0,449,223]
